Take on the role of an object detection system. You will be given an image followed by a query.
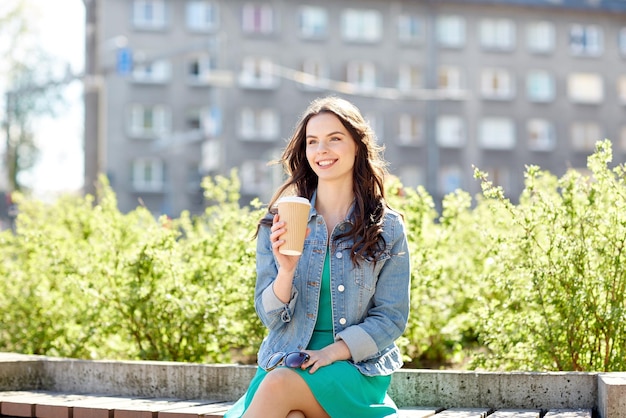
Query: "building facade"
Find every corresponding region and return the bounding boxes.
[90,0,626,216]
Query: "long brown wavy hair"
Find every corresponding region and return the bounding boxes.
[259,96,392,265]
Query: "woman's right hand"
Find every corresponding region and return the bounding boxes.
[270,214,302,273]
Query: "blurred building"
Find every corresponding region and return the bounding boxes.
[88,0,626,216]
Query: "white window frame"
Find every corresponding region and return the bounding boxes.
[398,14,423,43]
[526,70,555,102]
[186,1,218,32]
[620,27,626,56]
[484,167,510,192]
[571,122,601,152]
[569,24,603,57]
[398,64,422,91]
[187,52,216,85]
[437,116,465,148]
[299,6,328,39]
[132,58,171,84]
[132,158,164,192]
[397,114,423,146]
[481,68,514,100]
[132,0,166,30]
[526,21,555,54]
[187,106,221,137]
[618,75,626,104]
[341,9,382,43]
[439,165,463,196]
[239,108,280,141]
[239,57,277,89]
[567,73,604,104]
[346,61,376,92]
[397,166,425,189]
[242,3,274,35]
[298,59,329,91]
[437,15,465,48]
[527,119,556,151]
[129,104,171,139]
[438,66,463,91]
[480,18,515,51]
[201,139,221,172]
[479,117,516,149]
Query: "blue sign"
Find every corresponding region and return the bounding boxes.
[116,47,133,75]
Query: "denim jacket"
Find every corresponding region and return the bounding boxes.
[254,192,411,377]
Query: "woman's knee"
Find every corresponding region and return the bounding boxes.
[257,369,300,393]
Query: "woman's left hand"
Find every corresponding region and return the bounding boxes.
[301,340,351,374]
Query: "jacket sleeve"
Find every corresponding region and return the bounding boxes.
[336,214,411,363]
[254,221,299,330]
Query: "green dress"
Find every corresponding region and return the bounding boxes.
[224,251,398,418]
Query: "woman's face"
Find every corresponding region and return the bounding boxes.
[305,112,358,185]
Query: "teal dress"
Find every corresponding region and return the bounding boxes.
[225,251,398,418]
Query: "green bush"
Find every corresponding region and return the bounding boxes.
[1,141,625,371]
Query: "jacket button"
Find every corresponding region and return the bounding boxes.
[339,318,347,325]
[338,285,345,292]
[335,252,343,259]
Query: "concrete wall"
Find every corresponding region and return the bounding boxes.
[1,353,625,417]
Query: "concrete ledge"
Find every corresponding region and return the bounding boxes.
[598,372,626,418]
[0,352,620,417]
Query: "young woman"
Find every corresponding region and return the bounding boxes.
[225,96,411,418]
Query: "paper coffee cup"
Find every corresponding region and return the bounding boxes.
[277,196,311,256]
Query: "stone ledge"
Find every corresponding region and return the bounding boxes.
[1,353,624,417]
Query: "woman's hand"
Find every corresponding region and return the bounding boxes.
[301,340,351,374]
[270,214,310,303]
[270,214,302,273]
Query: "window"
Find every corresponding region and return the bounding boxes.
[397,65,422,91]
[567,73,603,103]
[239,108,279,141]
[439,165,463,195]
[129,104,171,139]
[484,167,510,192]
[527,21,555,53]
[132,158,164,192]
[620,27,626,56]
[298,60,329,91]
[620,125,626,152]
[364,113,382,143]
[437,15,465,48]
[240,160,269,195]
[618,75,626,104]
[398,14,423,43]
[187,52,216,85]
[342,9,382,42]
[397,166,425,189]
[438,66,463,91]
[570,24,603,57]
[299,6,327,39]
[479,118,515,149]
[571,122,601,151]
[132,58,171,84]
[242,3,274,35]
[186,1,218,32]
[397,114,423,146]
[239,57,277,89]
[480,19,515,51]
[346,61,376,92]
[526,70,555,102]
[201,139,221,172]
[481,68,514,100]
[437,116,465,148]
[187,107,221,137]
[527,119,556,151]
[132,0,166,30]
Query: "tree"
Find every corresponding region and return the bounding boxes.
[1,0,70,193]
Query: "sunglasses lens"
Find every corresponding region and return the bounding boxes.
[265,352,285,370]
[284,352,309,368]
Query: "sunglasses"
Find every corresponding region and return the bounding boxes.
[264,351,310,372]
